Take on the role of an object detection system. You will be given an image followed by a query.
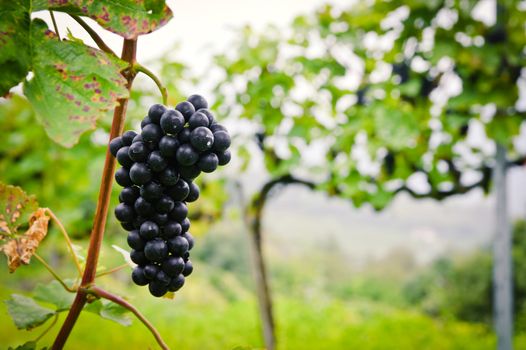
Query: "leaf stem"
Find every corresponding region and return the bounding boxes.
[134,64,168,105]
[70,15,116,56]
[95,263,129,277]
[35,314,59,342]
[51,38,137,350]
[49,11,60,39]
[87,286,170,350]
[45,208,83,277]
[33,253,76,293]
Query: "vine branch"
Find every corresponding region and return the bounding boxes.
[134,64,168,105]
[52,38,137,350]
[87,286,170,350]
[95,263,129,278]
[70,15,116,56]
[49,11,60,39]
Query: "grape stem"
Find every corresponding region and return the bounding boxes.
[52,38,138,350]
[134,63,169,105]
[33,253,76,293]
[95,263,129,278]
[69,15,116,56]
[85,286,170,350]
[45,208,83,276]
[49,11,60,39]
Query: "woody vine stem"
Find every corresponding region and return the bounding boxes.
[50,36,169,350]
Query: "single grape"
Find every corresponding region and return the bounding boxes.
[183,232,194,250]
[168,274,185,292]
[130,250,148,265]
[159,135,180,158]
[131,266,149,286]
[159,166,179,186]
[216,149,231,166]
[197,152,218,173]
[175,101,195,121]
[147,151,167,172]
[156,270,171,286]
[162,256,185,276]
[181,218,191,233]
[116,146,133,168]
[140,182,163,201]
[161,221,182,239]
[121,221,135,231]
[182,260,193,277]
[144,239,168,263]
[178,127,191,143]
[155,195,175,214]
[148,104,166,123]
[119,186,140,205]
[144,264,160,280]
[142,123,163,144]
[190,127,214,152]
[186,182,200,202]
[115,168,133,187]
[122,131,137,146]
[210,123,227,133]
[187,94,208,110]
[178,164,201,180]
[188,111,209,129]
[128,141,149,162]
[167,236,189,256]
[130,163,152,185]
[139,221,159,240]
[166,179,190,201]
[160,109,185,135]
[115,203,135,222]
[151,212,169,226]
[169,202,188,222]
[176,144,199,166]
[140,116,152,128]
[109,136,124,157]
[149,280,168,297]
[134,196,154,216]
[127,230,146,250]
[212,130,231,152]
[197,108,215,124]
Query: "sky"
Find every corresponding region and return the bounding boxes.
[33,0,526,261]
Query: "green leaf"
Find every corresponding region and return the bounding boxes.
[85,299,132,326]
[0,0,31,95]
[100,300,132,326]
[24,20,129,147]
[5,294,55,330]
[35,0,173,39]
[0,183,38,237]
[33,281,75,311]
[8,341,37,350]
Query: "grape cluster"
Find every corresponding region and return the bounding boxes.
[109,95,231,297]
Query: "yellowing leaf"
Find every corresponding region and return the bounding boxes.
[2,208,50,272]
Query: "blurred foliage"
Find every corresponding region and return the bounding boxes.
[404,220,526,329]
[213,0,526,209]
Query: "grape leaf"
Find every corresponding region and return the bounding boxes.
[34,281,75,311]
[5,294,55,330]
[8,341,38,350]
[0,0,31,96]
[1,208,50,272]
[85,299,132,326]
[0,183,38,237]
[24,20,129,147]
[34,0,173,39]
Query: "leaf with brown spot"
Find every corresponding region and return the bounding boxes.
[33,0,173,39]
[24,20,129,147]
[1,208,50,273]
[0,183,38,237]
